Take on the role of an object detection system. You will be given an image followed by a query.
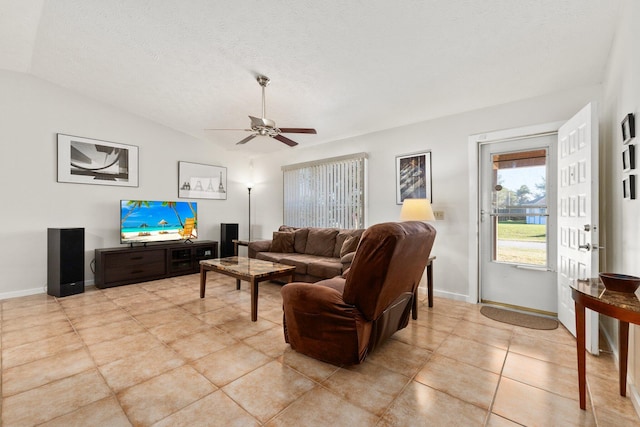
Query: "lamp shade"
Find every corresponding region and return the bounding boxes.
[400,198,435,221]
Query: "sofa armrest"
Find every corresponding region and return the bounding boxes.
[248,239,272,258]
[340,251,356,271]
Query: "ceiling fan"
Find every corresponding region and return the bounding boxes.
[207,75,317,147]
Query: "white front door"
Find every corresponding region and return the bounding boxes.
[557,102,599,355]
[479,134,557,313]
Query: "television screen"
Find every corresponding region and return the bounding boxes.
[120,200,197,244]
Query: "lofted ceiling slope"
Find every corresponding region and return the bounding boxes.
[0,0,622,153]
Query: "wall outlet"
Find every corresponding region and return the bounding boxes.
[433,210,445,220]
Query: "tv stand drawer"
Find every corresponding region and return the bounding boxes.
[94,241,218,288]
[106,249,165,267]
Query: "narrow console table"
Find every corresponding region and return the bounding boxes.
[95,240,218,288]
[412,256,436,319]
[571,278,640,410]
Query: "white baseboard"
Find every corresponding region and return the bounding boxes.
[0,280,95,301]
[416,285,469,303]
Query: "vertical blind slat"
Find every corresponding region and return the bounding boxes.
[283,155,366,228]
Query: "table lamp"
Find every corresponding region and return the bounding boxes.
[400,198,435,221]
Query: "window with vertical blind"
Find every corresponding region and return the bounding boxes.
[282,153,367,228]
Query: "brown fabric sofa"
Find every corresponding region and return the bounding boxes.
[248,225,365,283]
[281,221,436,366]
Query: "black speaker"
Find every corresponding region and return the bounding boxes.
[47,228,85,297]
[220,223,239,257]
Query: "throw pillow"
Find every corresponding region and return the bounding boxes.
[340,235,360,257]
[293,228,309,253]
[304,228,339,257]
[271,231,295,253]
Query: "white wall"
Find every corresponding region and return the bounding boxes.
[600,0,640,408]
[0,70,249,298]
[251,84,601,300]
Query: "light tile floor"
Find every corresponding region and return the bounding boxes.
[1,273,639,426]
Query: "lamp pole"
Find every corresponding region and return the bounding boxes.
[248,186,252,241]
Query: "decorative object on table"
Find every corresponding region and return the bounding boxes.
[57,134,138,187]
[623,175,636,200]
[178,161,227,199]
[400,198,435,221]
[621,113,635,144]
[396,150,432,204]
[622,144,635,171]
[205,75,317,147]
[599,272,640,293]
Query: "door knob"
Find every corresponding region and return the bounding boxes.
[578,243,591,251]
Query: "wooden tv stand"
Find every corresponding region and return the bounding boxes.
[94,240,218,288]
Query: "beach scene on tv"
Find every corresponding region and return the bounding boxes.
[120,200,197,243]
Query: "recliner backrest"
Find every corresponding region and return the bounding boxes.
[342,221,436,321]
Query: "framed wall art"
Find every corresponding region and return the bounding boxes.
[396,150,432,204]
[178,161,227,200]
[623,144,635,171]
[623,175,636,200]
[622,113,635,144]
[57,134,139,187]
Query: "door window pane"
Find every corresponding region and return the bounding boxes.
[491,150,547,266]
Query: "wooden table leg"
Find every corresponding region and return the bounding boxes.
[200,266,207,298]
[250,278,259,322]
[619,320,630,397]
[575,301,587,410]
[427,260,434,308]
[236,279,241,290]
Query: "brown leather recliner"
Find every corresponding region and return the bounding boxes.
[281,221,436,365]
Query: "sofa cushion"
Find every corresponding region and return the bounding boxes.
[271,231,295,253]
[255,252,286,263]
[340,235,360,257]
[333,229,364,257]
[278,255,315,275]
[305,228,339,257]
[333,231,349,258]
[293,228,309,253]
[307,258,343,279]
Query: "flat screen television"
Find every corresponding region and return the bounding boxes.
[120,200,197,244]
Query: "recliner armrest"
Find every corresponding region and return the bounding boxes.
[281,281,370,365]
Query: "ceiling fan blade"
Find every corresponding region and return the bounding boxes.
[236,134,258,145]
[279,127,317,134]
[273,134,299,147]
[205,128,252,131]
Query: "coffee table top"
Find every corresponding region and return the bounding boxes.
[200,256,295,279]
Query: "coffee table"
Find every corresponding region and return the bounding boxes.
[200,256,296,321]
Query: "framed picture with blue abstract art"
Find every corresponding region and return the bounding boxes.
[396,150,432,204]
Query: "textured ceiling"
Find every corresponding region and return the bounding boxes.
[0,0,622,154]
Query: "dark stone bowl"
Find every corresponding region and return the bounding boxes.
[599,273,640,293]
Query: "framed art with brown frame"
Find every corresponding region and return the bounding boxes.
[57,134,139,187]
[396,150,432,204]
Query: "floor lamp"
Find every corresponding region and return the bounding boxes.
[247,185,252,241]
